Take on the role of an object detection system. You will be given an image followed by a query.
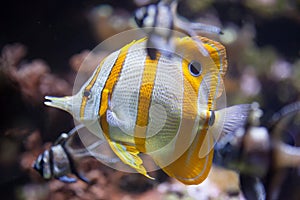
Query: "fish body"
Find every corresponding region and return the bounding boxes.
[45,36,250,185]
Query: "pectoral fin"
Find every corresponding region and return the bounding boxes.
[212,104,251,150]
[106,109,132,134]
[108,141,154,179]
[198,104,250,158]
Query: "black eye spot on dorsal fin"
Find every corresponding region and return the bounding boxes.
[188,60,202,77]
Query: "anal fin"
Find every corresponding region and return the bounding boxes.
[108,141,154,179]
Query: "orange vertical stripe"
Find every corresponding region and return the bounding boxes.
[160,54,213,185]
[99,42,132,139]
[134,54,160,152]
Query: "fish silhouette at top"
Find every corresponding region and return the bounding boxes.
[45,36,250,185]
[134,0,223,59]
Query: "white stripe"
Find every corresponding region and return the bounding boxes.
[109,41,147,144]
[86,50,121,118]
[80,50,121,140]
[146,54,184,163]
[209,44,223,110]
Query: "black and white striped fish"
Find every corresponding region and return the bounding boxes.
[134,0,222,59]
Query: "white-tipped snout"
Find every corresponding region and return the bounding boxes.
[44,96,73,113]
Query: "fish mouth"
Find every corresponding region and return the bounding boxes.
[44,96,72,113]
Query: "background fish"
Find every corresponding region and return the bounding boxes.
[44,36,250,185]
[134,0,222,59]
[33,124,120,183]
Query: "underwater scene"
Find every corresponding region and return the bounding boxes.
[1,0,300,199]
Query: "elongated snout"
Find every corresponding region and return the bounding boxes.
[44,96,73,113]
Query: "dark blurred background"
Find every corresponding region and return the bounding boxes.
[0,0,300,199]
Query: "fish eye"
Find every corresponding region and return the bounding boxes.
[83,90,92,99]
[188,60,202,77]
